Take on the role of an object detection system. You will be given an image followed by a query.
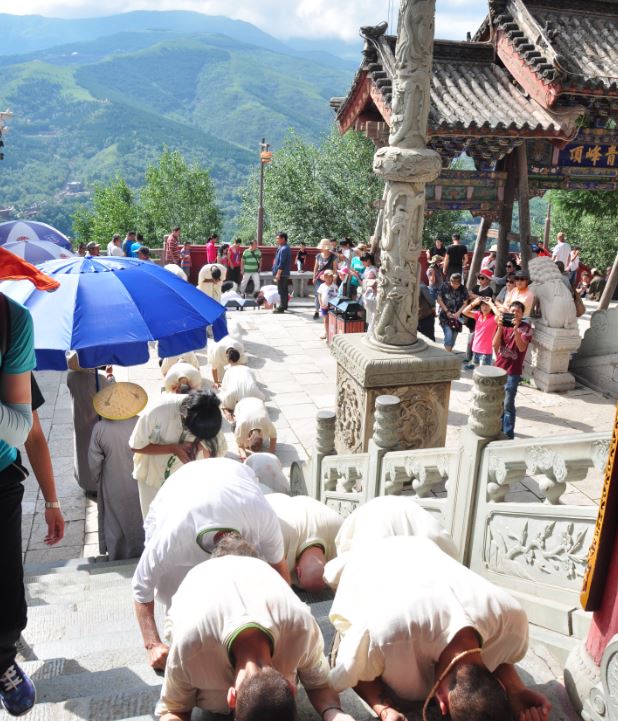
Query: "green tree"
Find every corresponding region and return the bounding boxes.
[549,190,618,269]
[88,176,139,246]
[236,128,383,245]
[422,210,465,248]
[71,205,94,246]
[139,148,221,245]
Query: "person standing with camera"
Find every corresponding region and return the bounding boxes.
[493,301,533,440]
[437,273,469,352]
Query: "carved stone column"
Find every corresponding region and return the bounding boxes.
[468,366,507,438]
[332,0,460,453]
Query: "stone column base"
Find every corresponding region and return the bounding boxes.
[564,641,601,713]
[525,323,582,393]
[330,334,461,453]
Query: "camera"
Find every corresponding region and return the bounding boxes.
[502,312,515,328]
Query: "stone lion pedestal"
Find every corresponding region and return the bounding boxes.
[525,322,582,393]
[330,333,461,453]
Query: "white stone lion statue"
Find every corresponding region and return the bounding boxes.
[529,257,578,329]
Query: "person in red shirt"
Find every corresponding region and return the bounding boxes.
[227,239,243,285]
[493,301,533,439]
[205,236,218,264]
[163,227,181,265]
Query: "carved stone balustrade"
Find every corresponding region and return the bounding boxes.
[380,447,458,498]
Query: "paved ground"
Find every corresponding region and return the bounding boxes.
[20,299,616,564]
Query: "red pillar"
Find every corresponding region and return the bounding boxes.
[586,528,618,665]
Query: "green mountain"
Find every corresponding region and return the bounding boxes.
[0,28,354,238]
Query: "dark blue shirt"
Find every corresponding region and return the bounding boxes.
[272,243,292,277]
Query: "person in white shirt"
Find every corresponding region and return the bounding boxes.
[318,269,338,340]
[163,264,187,282]
[255,284,281,309]
[133,457,289,671]
[323,495,457,588]
[234,396,277,460]
[157,554,356,721]
[207,335,247,386]
[107,234,125,257]
[160,352,200,377]
[129,390,224,518]
[551,232,571,267]
[163,362,202,394]
[198,263,227,302]
[244,453,289,494]
[219,357,263,413]
[329,537,551,721]
[266,493,343,592]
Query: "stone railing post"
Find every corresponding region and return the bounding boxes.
[446,367,506,563]
[308,410,336,500]
[366,395,402,500]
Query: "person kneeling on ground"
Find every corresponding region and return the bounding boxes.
[234,397,277,460]
[133,457,289,671]
[218,349,263,419]
[156,551,357,721]
[329,537,551,721]
[207,335,246,387]
[266,493,343,593]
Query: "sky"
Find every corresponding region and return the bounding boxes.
[0,0,489,42]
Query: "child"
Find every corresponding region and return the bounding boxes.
[180,241,192,277]
[317,269,338,340]
[296,242,307,272]
[461,297,498,369]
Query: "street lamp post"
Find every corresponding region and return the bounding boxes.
[257,138,272,244]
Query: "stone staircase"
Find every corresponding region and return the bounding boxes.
[1,559,582,721]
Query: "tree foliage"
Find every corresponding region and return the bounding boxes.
[422,210,465,248]
[236,128,383,245]
[139,149,221,244]
[549,190,618,269]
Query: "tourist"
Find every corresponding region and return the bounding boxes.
[417,282,437,342]
[313,238,338,320]
[156,552,353,721]
[131,233,145,257]
[136,246,152,261]
[464,269,495,363]
[197,263,225,302]
[426,265,441,303]
[86,241,100,256]
[272,231,292,313]
[296,241,307,271]
[324,495,457,588]
[239,239,262,296]
[77,242,87,256]
[66,353,111,494]
[437,273,469,352]
[493,301,533,439]
[0,258,61,718]
[88,382,146,561]
[492,258,518,293]
[328,537,550,721]
[588,268,606,300]
[318,269,338,340]
[503,270,535,317]
[163,227,181,265]
[345,243,366,299]
[132,457,289,671]
[255,284,280,309]
[481,245,497,273]
[207,335,246,387]
[244,452,290,494]
[205,235,217,264]
[227,238,243,285]
[266,493,344,592]
[427,237,446,262]
[179,241,192,278]
[577,271,592,298]
[496,273,515,304]
[217,242,230,278]
[358,252,378,333]
[554,261,574,291]
[107,234,124,257]
[219,356,264,415]
[122,230,137,257]
[567,245,581,286]
[234,396,277,460]
[462,296,498,370]
[551,231,571,267]
[129,389,224,517]
[443,232,468,278]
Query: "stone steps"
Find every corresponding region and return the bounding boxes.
[0,558,580,721]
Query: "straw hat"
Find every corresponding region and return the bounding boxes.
[93,382,147,420]
[318,238,331,250]
[489,244,498,253]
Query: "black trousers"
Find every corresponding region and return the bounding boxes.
[0,454,28,675]
[277,276,289,310]
[418,315,436,342]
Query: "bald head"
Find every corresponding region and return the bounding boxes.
[295,546,327,593]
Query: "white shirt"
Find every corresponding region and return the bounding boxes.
[107,241,124,257]
[261,284,280,305]
[234,397,276,447]
[318,282,337,308]
[266,494,343,581]
[219,364,263,410]
[552,241,571,266]
[198,263,227,301]
[244,453,289,494]
[329,537,528,699]
[324,496,457,588]
[207,335,246,375]
[157,555,331,716]
[133,458,284,610]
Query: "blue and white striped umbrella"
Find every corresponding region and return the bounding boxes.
[0,220,72,251]
[3,238,74,265]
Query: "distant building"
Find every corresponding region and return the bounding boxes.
[66,181,84,193]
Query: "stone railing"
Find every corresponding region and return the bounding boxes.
[291,366,611,655]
